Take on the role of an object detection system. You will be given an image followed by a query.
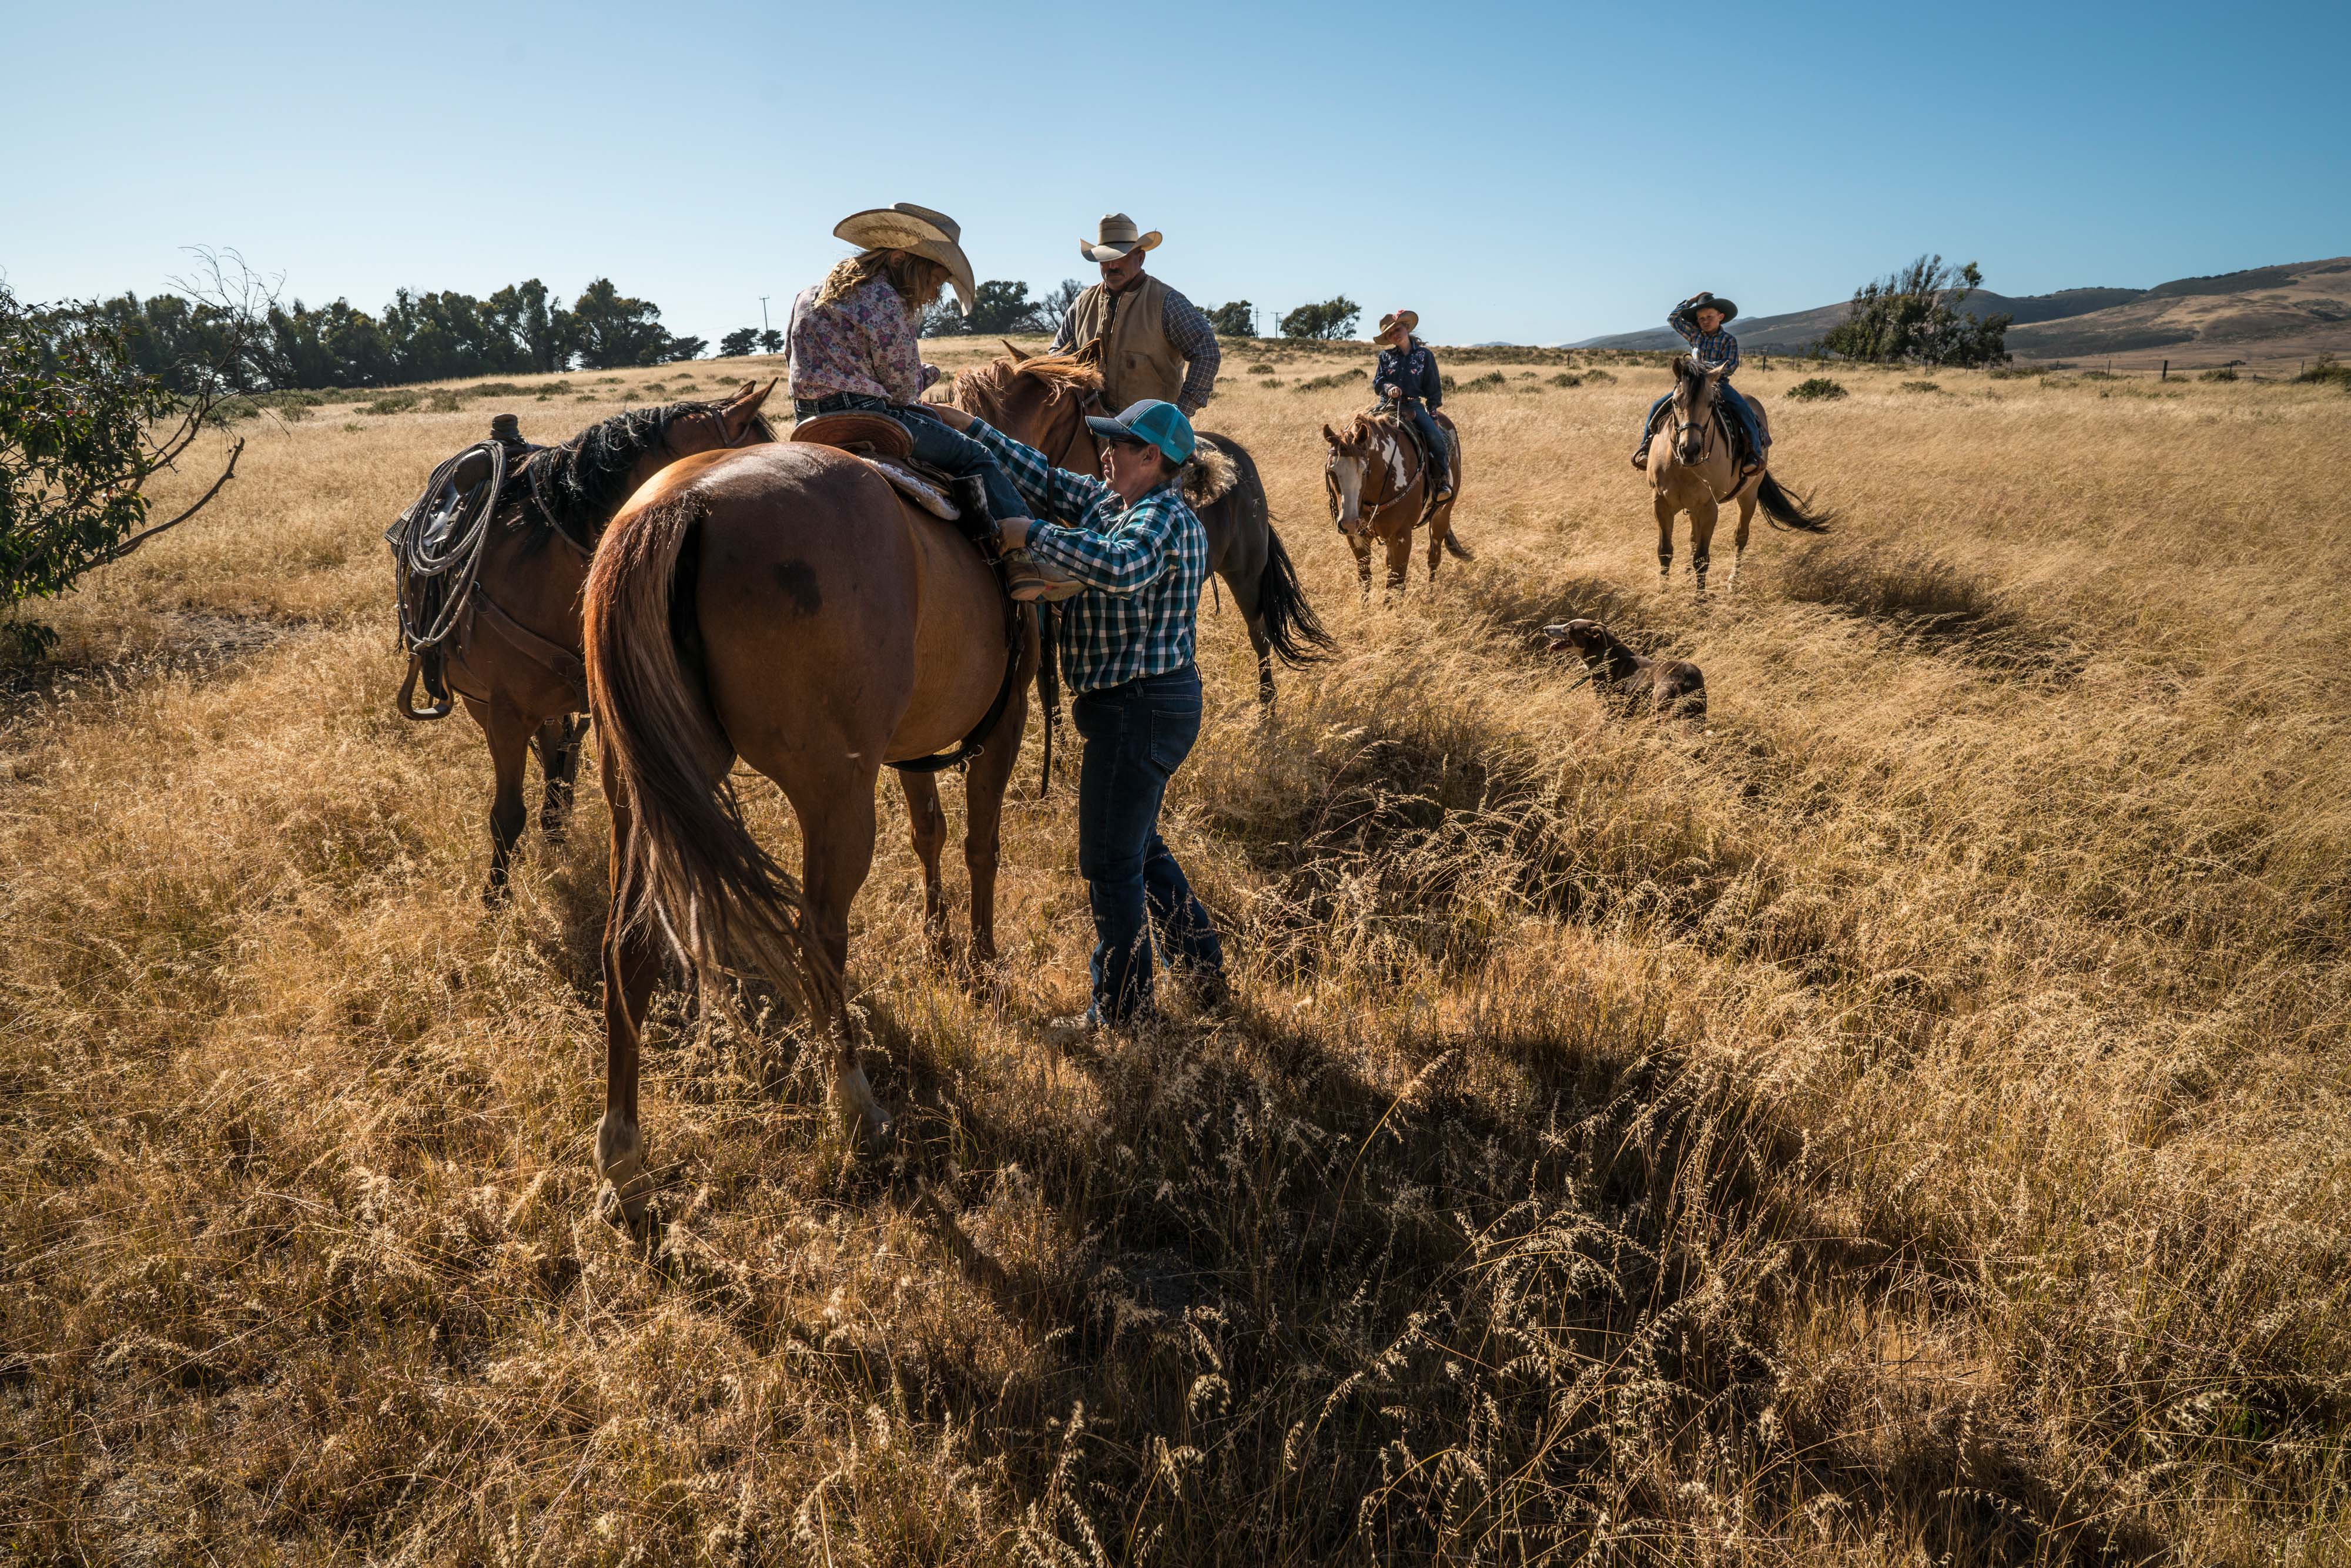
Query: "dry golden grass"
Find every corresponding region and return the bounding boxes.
[5,343,2349,1564]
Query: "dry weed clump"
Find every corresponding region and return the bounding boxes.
[4,350,2349,1563]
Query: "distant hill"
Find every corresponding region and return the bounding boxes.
[1567,258,2351,363]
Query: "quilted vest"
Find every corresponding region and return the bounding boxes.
[1066,273,1184,409]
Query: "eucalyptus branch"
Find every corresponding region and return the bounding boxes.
[93,438,243,567]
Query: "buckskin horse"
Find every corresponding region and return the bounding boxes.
[1322,405,1471,592]
[581,423,1051,1222]
[949,344,1332,704]
[389,383,778,899]
[1643,356,1830,589]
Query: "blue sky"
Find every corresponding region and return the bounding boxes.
[5,0,2343,346]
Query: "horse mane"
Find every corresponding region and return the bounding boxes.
[951,350,1103,425]
[514,400,761,542]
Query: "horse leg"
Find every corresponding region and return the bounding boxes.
[1690,496,1719,594]
[1426,507,1452,584]
[795,781,892,1145]
[959,675,1027,967]
[1349,530,1373,595]
[467,695,533,903]
[1385,525,1413,594]
[532,714,586,843]
[593,743,661,1227]
[897,770,953,959]
[1653,494,1677,580]
[1224,564,1276,706]
[1732,485,1757,588]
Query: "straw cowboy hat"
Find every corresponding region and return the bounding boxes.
[1689,291,1739,323]
[833,202,976,310]
[1080,213,1163,263]
[1377,309,1419,338]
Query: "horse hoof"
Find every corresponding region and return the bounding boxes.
[594,1113,650,1228]
[481,877,511,909]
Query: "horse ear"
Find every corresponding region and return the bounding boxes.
[1322,423,1340,445]
[1004,340,1030,362]
[734,379,775,408]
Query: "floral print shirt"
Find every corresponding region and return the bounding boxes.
[785,274,941,405]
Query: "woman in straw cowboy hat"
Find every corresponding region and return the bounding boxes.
[1049,214,1222,418]
[1372,309,1454,502]
[786,202,1053,599]
[1630,292,1767,475]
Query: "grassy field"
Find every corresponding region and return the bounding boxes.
[5,340,2349,1564]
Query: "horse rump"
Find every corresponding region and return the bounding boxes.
[582,492,826,1010]
[1756,472,1833,532]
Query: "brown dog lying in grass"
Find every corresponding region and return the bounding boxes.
[1544,618,1707,720]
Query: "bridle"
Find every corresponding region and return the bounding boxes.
[1669,377,1719,468]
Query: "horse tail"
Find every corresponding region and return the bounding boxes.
[1442,530,1475,560]
[1756,472,1834,533]
[1256,521,1337,667]
[582,492,825,1011]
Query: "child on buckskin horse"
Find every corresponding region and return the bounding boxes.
[786,202,1054,600]
[1631,292,1767,475]
[1372,309,1455,502]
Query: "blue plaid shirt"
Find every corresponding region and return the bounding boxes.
[966,419,1208,694]
[1669,300,1740,378]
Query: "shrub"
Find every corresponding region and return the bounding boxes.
[2078,370,2121,381]
[1582,368,1616,383]
[364,392,420,415]
[1787,377,1847,401]
[1245,362,1275,375]
[1549,373,1582,388]
[1292,368,1368,393]
[1462,371,1508,390]
[462,381,534,398]
[2295,354,2351,388]
[1901,380,1943,393]
[2198,367,2239,382]
[1259,378,1281,388]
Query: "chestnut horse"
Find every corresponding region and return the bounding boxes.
[581,437,1040,1222]
[1644,355,1830,589]
[1322,407,1470,591]
[950,344,1332,703]
[391,383,776,897]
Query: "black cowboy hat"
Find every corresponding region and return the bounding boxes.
[1690,292,1739,323]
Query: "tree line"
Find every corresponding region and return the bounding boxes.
[92,275,710,394]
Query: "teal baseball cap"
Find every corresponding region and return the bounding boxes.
[1085,398,1195,465]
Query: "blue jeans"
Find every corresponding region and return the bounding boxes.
[795,394,1029,523]
[1642,384,1767,460]
[1396,399,1450,489]
[1071,664,1225,1024]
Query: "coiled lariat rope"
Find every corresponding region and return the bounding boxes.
[386,440,507,718]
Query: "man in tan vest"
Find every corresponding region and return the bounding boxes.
[1049,214,1222,418]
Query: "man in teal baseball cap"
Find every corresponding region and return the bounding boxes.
[928,394,1230,1031]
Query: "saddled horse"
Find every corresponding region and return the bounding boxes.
[581,429,1044,1222]
[1643,356,1830,589]
[389,383,778,899]
[1322,405,1471,591]
[948,344,1332,703]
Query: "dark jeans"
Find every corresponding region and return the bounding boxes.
[1071,664,1225,1024]
[795,393,1029,523]
[1396,398,1451,487]
[1642,385,1767,461]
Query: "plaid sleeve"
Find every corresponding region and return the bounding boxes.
[1668,301,1701,347]
[1162,289,1221,413]
[1715,333,1740,377]
[966,417,1114,523]
[1028,491,1180,597]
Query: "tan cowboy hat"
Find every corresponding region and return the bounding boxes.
[833,202,976,310]
[1377,309,1419,337]
[1080,213,1163,263]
